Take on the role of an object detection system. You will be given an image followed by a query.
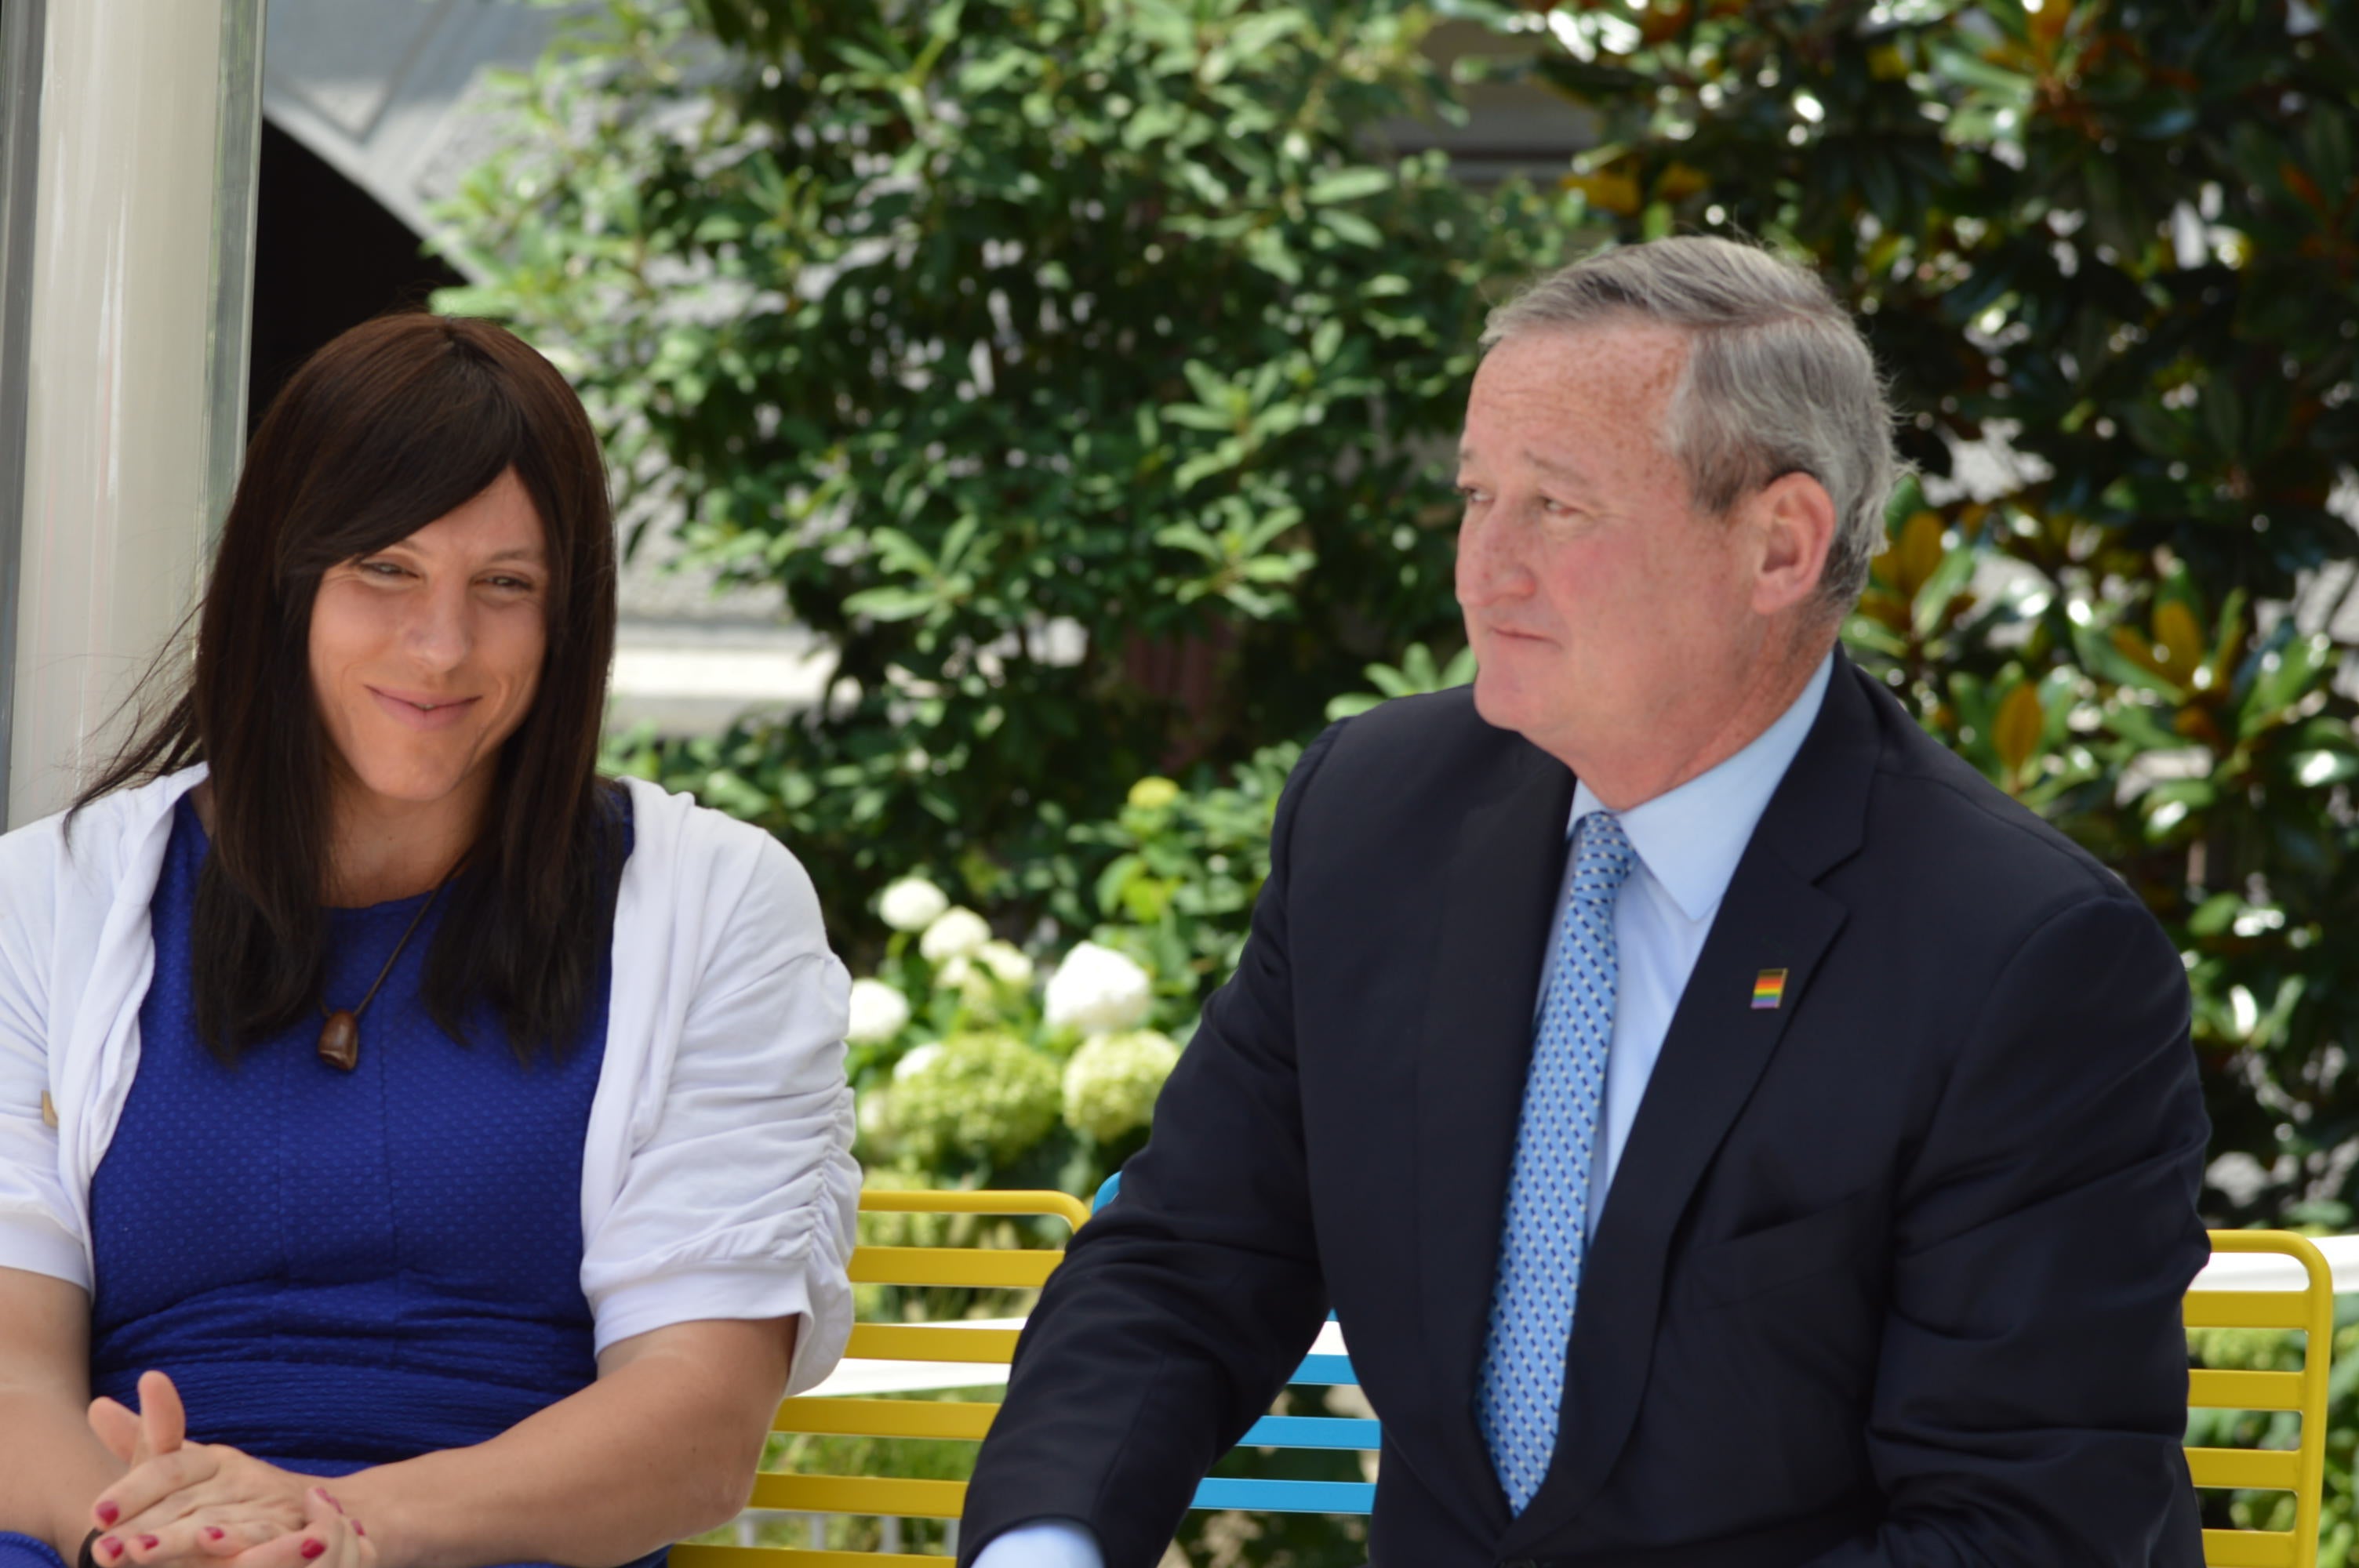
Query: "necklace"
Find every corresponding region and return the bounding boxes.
[316,851,470,1072]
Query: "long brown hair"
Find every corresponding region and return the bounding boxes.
[78,314,623,1063]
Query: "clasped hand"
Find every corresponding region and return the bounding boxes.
[84,1372,371,1568]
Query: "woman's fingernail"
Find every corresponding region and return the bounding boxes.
[205,1529,224,1542]
[140,1540,158,1552]
[300,1543,325,1562]
[98,1539,120,1560]
[351,1526,365,1540]
[95,1504,120,1527]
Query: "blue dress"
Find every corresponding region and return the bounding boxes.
[0,795,649,1568]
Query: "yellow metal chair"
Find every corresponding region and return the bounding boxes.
[2186,1230,2335,1568]
[671,1188,1089,1568]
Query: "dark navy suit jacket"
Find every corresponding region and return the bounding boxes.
[960,654,2212,1568]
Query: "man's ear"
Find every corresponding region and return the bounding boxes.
[1749,470,1838,618]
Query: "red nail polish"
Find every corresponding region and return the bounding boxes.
[300,1542,325,1562]
[98,1539,120,1559]
[95,1504,119,1527]
[205,1530,224,1542]
[140,1539,158,1552]
[351,1526,365,1540]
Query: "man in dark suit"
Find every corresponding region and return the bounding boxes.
[961,236,2211,1568]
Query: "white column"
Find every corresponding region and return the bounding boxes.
[0,0,264,828]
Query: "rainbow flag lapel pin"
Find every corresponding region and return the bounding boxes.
[1751,969,1789,1011]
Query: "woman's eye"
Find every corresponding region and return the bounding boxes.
[358,560,405,579]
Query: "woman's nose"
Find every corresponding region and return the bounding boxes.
[401,583,471,670]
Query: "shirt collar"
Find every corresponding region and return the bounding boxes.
[1569,652,1835,923]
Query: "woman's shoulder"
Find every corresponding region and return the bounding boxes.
[612,775,825,938]
[0,767,203,911]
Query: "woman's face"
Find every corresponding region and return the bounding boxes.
[307,466,550,821]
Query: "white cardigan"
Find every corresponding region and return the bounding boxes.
[0,765,858,1394]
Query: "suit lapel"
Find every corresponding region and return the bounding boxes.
[1411,738,1575,1538]
[1503,659,1881,1548]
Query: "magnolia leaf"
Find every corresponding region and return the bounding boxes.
[2153,600,2206,686]
[1895,510,1946,598]
[1993,681,2046,781]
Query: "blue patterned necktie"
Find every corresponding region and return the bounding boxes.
[1477,808,1638,1515]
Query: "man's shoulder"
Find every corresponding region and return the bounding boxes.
[1314,684,1534,793]
[1852,675,2145,932]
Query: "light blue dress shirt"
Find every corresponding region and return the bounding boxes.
[1563,651,1831,1237]
[971,655,1834,1568]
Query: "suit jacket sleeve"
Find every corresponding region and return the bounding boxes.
[958,723,1349,1568]
[1805,887,2211,1566]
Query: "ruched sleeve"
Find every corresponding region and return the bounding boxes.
[0,817,88,1287]
[580,822,859,1394]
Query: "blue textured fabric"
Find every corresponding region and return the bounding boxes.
[85,795,650,1568]
[1476,810,1637,1515]
[0,1534,65,1568]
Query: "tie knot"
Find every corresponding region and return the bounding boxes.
[1569,810,1637,902]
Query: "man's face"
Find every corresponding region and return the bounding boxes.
[1454,322,1767,768]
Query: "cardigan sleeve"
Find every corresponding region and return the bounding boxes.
[579,826,859,1392]
[0,816,89,1288]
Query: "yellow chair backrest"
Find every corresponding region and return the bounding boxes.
[2187,1230,2335,1568]
[671,1188,1089,1568]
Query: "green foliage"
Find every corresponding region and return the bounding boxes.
[1064,743,1299,984]
[1325,639,1478,720]
[442,0,1566,941]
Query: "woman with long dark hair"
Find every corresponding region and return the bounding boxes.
[0,315,857,1568]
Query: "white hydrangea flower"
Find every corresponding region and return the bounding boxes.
[1062,1029,1182,1142]
[878,877,950,933]
[856,1087,898,1147]
[919,906,993,963]
[1044,941,1154,1035]
[894,1041,946,1082]
[977,940,1035,989]
[845,978,912,1044]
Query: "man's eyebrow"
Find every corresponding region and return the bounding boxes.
[1525,450,1600,490]
[1454,447,1601,493]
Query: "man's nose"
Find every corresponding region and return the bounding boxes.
[1455,508,1526,608]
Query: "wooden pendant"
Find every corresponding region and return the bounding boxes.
[318,1010,361,1072]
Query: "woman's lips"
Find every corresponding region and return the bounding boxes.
[368,688,479,732]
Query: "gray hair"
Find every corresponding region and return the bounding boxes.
[1481,235,1899,619]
